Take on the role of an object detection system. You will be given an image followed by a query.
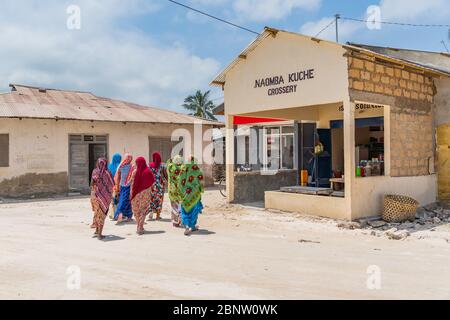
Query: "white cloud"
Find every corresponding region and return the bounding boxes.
[188,0,321,21]
[0,0,221,111]
[233,0,321,21]
[299,0,450,42]
[380,0,450,21]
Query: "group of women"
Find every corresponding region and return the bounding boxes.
[89,151,205,240]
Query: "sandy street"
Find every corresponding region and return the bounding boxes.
[0,188,449,300]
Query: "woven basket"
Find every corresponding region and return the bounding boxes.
[382,194,419,222]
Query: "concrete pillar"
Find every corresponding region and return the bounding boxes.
[225,115,235,202]
[343,99,355,220]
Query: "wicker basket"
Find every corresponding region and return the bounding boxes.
[382,194,419,222]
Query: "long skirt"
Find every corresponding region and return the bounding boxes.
[181,201,203,229]
[132,188,152,230]
[91,192,107,230]
[170,200,181,227]
[149,184,165,214]
[114,185,132,219]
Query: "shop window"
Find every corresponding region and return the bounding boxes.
[0,134,9,167]
[355,117,385,177]
[263,126,294,171]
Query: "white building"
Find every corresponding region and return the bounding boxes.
[0,84,221,198]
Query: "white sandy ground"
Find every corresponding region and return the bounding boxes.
[0,188,449,300]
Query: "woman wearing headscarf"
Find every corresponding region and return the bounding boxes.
[108,153,122,220]
[130,157,155,235]
[166,155,183,227]
[90,158,114,240]
[114,153,134,222]
[178,156,205,235]
[148,152,168,221]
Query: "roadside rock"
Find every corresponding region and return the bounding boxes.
[337,221,361,230]
[433,217,441,224]
[386,229,410,240]
[368,220,386,228]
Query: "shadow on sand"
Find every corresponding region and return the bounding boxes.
[141,230,166,235]
[99,235,126,242]
[189,229,216,236]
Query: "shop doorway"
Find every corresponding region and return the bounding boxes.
[69,135,108,192]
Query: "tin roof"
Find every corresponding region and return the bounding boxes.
[0,84,222,125]
[347,43,450,75]
[211,27,450,86]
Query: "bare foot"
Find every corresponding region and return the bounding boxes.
[117,214,123,222]
[184,228,192,236]
[97,234,105,240]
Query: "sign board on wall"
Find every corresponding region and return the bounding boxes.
[338,101,385,112]
[253,69,315,96]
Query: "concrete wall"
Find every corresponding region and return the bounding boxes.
[233,169,297,203]
[224,32,350,115]
[265,191,348,220]
[434,78,450,126]
[0,118,215,198]
[351,175,437,219]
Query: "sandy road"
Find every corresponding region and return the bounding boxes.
[0,189,449,299]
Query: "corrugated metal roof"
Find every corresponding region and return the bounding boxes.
[346,43,450,75]
[0,84,222,125]
[211,27,450,87]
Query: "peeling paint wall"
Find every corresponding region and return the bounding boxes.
[0,172,68,198]
[0,118,216,198]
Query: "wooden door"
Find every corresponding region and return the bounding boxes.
[69,142,89,191]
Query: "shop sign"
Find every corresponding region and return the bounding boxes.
[338,102,385,112]
[253,69,315,96]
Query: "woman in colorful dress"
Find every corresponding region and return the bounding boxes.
[90,158,114,240]
[148,152,168,221]
[130,157,155,235]
[178,156,205,235]
[114,153,134,223]
[108,153,122,220]
[166,155,184,227]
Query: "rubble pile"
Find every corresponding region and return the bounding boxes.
[338,203,450,240]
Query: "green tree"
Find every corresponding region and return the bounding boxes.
[182,90,217,121]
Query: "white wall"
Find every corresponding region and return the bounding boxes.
[0,118,215,184]
[351,175,437,219]
[224,32,350,115]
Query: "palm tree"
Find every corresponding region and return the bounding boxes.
[182,90,217,121]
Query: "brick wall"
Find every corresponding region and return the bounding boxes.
[390,111,433,176]
[348,52,435,177]
[348,54,435,103]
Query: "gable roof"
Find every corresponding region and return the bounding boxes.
[211,27,450,87]
[0,84,221,125]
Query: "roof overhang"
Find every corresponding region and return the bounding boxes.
[211,27,450,88]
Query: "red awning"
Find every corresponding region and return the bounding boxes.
[233,115,286,125]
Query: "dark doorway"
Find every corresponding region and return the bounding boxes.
[89,144,107,183]
[69,135,108,193]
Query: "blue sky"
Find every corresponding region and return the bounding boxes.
[0,0,449,112]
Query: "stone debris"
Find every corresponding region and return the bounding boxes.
[385,228,410,240]
[352,202,450,241]
[337,221,361,230]
[367,220,386,228]
[298,239,321,244]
